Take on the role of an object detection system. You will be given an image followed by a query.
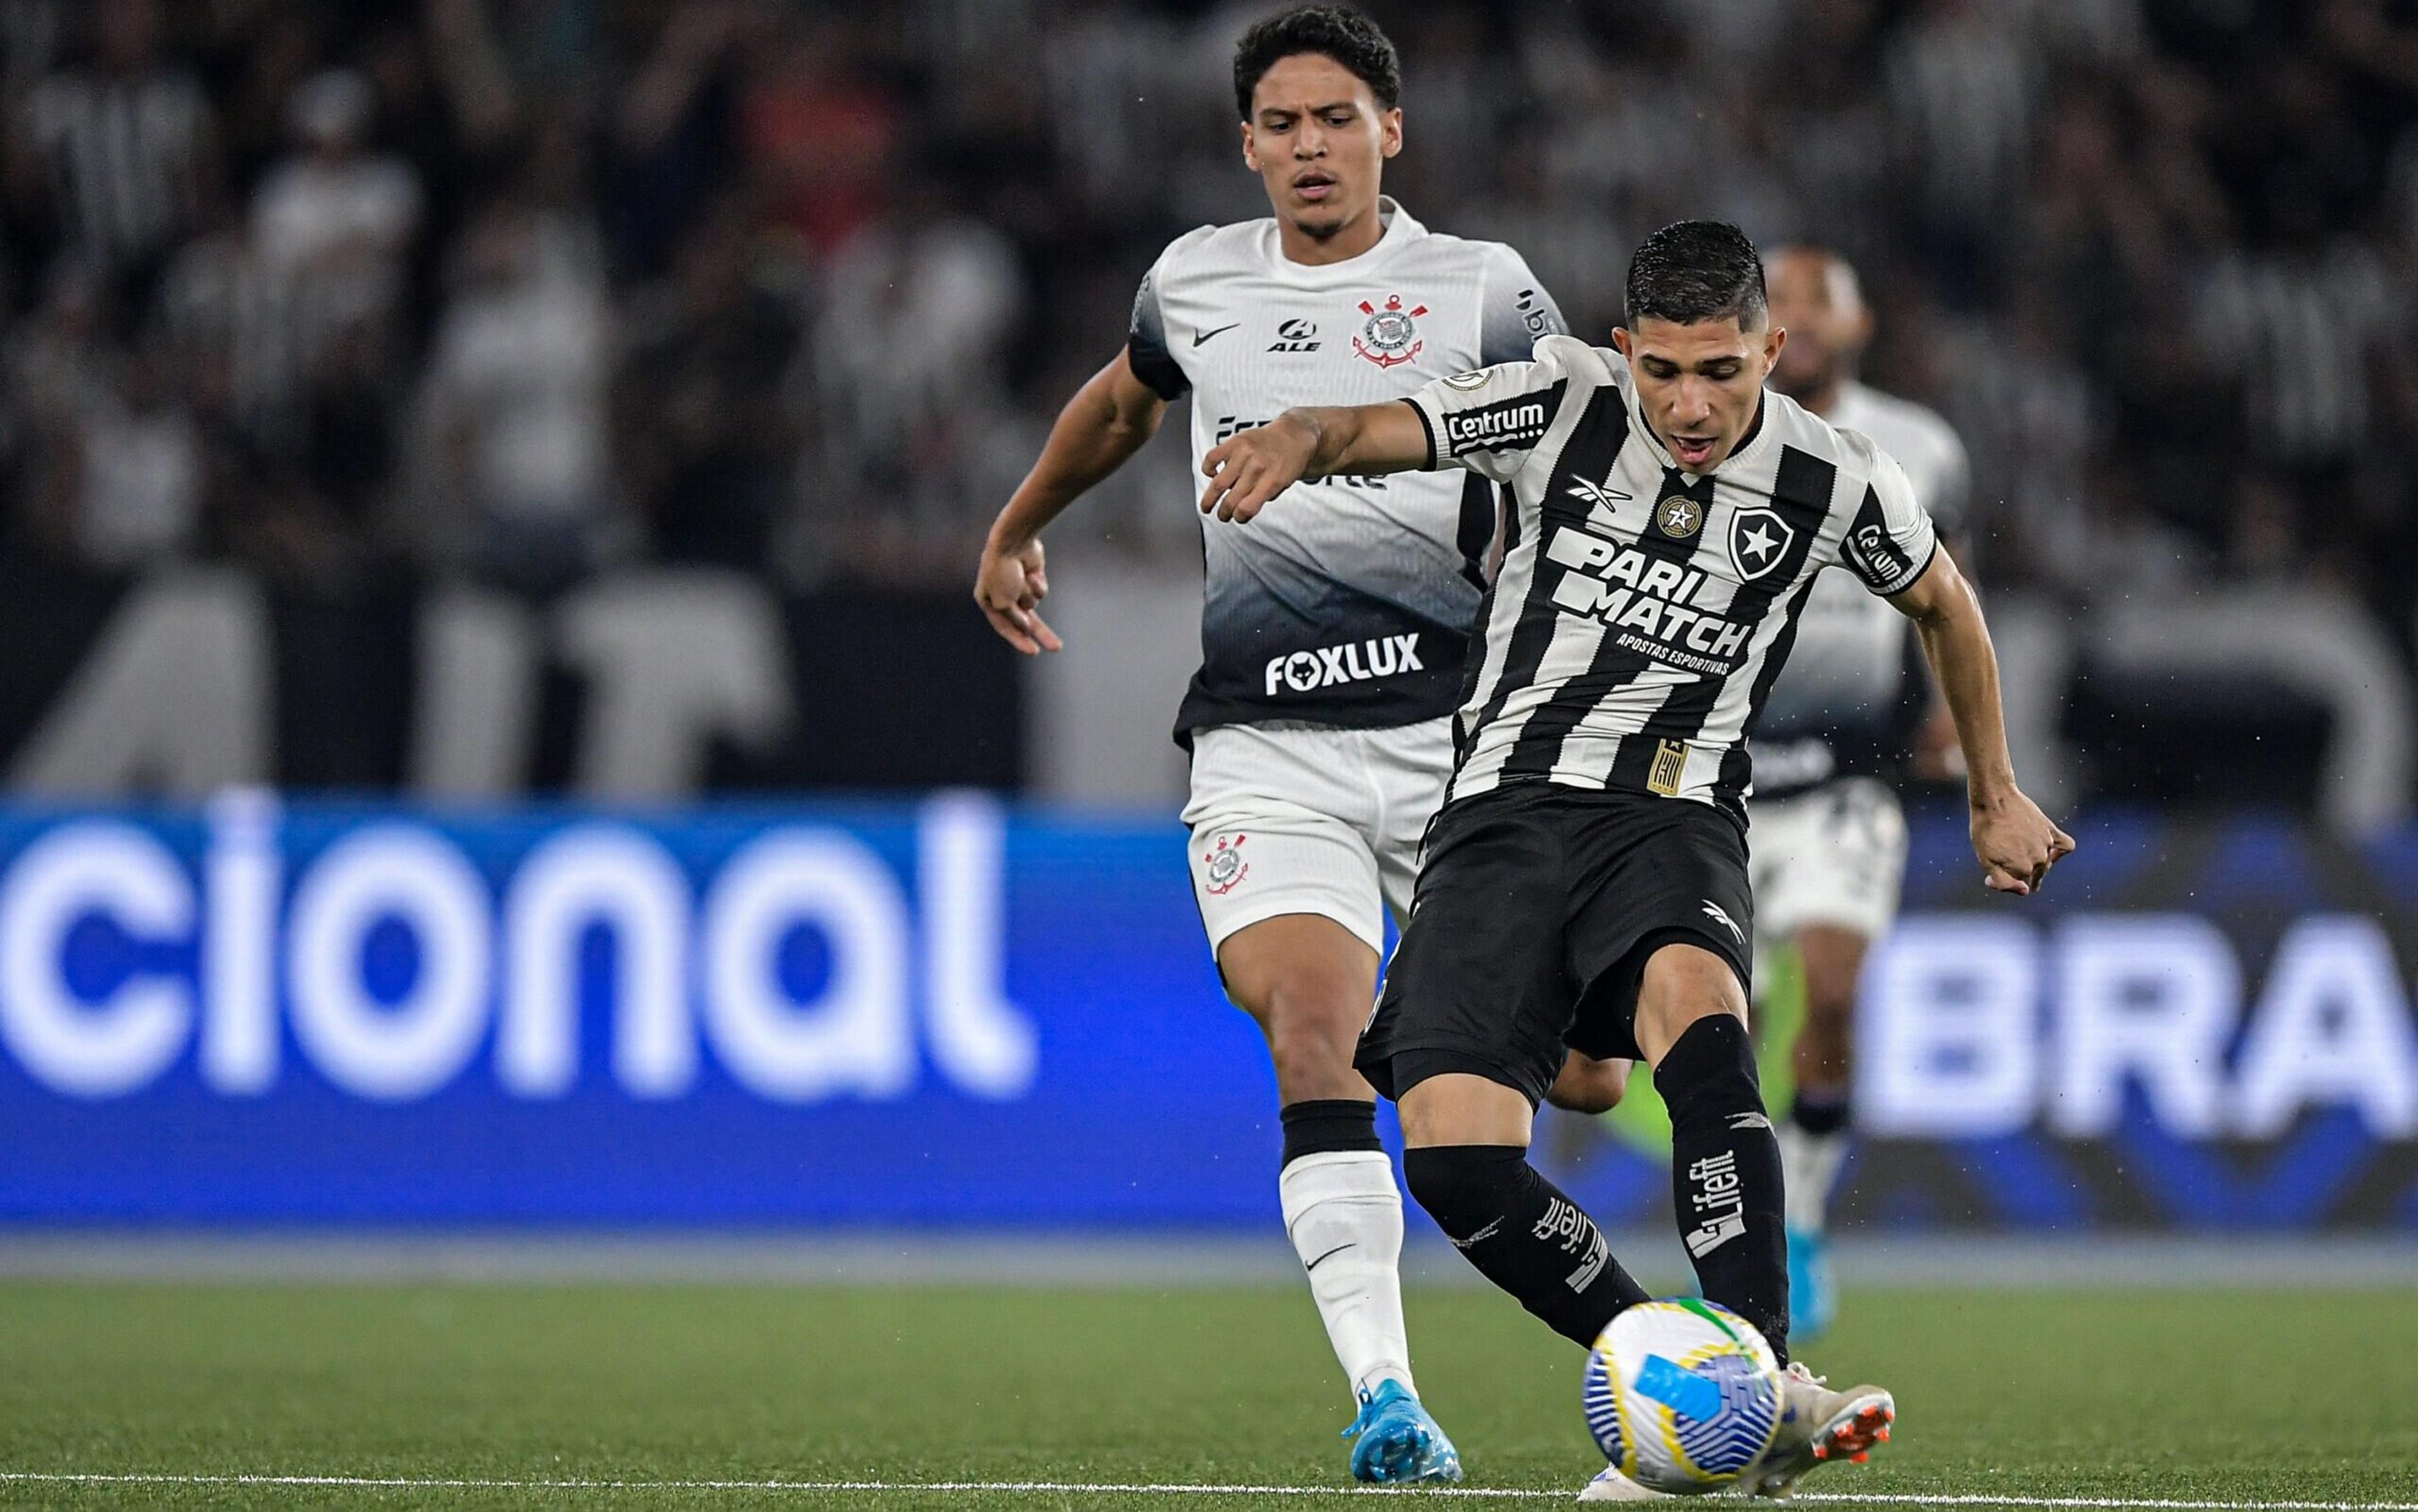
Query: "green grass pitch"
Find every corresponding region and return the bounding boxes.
[0,1280,2412,1509]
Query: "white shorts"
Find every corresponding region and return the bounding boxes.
[1746,776,1909,947]
[1181,718,1455,958]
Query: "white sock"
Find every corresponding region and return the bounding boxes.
[1777,1120,1851,1236]
[1279,1149,1415,1402]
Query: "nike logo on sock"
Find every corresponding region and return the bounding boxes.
[1193,322,1240,346]
[1728,1111,1772,1131]
[1304,1243,1353,1272]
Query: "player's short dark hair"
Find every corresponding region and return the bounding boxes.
[1625,221,1769,331]
[1232,6,1401,120]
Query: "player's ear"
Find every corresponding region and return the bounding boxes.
[1611,327,1633,359]
[1762,325,1787,371]
[1379,106,1402,159]
[1240,120,1259,172]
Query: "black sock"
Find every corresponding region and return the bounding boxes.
[1791,1086,1851,1137]
[1657,1015,1790,1363]
[1279,1099,1382,1166]
[1403,1144,1650,1348]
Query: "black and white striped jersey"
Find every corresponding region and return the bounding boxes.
[1127,199,1564,739]
[1404,335,1939,813]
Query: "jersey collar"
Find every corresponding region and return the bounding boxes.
[1268,196,1422,275]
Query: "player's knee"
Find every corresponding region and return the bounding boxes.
[1635,945,1751,1062]
[1545,1054,1630,1115]
[1401,1144,1528,1239]
[1256,986,1363,1087]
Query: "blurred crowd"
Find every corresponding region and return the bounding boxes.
[0,0,2412,628]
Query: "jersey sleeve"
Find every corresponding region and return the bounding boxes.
[1404,346,1572,484]
[1477,244,1569,365]
[1923,422,1973,542]
[1841,448,1939,597]
[1125,264,1189,401]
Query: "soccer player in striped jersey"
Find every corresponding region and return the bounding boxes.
[974,5,1620,1484]
[1753,246,1977,1342]
[1199,220,2072,1500]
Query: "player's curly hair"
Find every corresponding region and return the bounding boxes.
[1625,222,1769,330]
[1232,6,1402,120]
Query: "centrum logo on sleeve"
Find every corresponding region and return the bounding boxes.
[1441,380,1565,456]
[1263,634,1424,695]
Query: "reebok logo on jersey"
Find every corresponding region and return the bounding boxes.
[1701,899,1744,945]
[1564,472,1632,513]
[1263,634,1424,696]
[1441,384,1562,455]
[1543,526,1751,674]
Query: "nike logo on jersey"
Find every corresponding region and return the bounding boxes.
[1192,322,1240,346]
[1701,900,1745,945]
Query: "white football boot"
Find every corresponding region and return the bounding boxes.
[1740,1361,1895,1498]
[1576,1463,1671,1501]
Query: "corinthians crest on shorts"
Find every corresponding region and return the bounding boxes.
[1201,833,1249,895]
[1353,294,1426,368]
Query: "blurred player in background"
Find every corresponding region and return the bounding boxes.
[973,5,1619,1484]
[1753,247,1975,1341]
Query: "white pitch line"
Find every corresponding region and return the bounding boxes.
[0,1474,2412,1509]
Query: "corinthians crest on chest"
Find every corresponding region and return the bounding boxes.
[1352,293,1426,368]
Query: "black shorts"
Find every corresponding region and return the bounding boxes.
[1356,782,1754,1106]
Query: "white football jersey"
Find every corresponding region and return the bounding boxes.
[1747,380,1972,797]
[1127,199,1565,739]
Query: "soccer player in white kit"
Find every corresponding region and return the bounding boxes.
[1750,246,1976,1340]
[973,6,1618,1485]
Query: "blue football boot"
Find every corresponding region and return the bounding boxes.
[1788,1224,1837,1343]
[1342,1378,1463,1484]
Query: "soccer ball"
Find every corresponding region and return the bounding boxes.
[1582,1299,1784,1494]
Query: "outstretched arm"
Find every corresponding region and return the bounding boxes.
[1197,399,1433,523]
[1889,549,2075,894]
[975,349,1169,654]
